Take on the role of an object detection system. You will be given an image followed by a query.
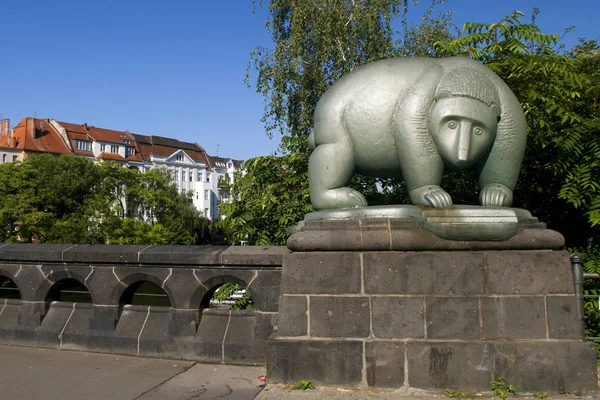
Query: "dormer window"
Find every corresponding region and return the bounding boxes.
[176,154,184,162]
[111,145,118,153]
[100,144,106,152]
[125,147,136,156]
[74,140,91,151]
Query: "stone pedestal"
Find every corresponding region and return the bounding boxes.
[268,217,598,396]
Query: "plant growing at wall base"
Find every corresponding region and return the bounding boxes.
[491,377,517,399]
[292,380,315,390]
[444,389,477,398]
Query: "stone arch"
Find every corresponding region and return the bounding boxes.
[36,270,94,304]
[0,272,20,300]
[108,272,174,308]
[191,274,259,311]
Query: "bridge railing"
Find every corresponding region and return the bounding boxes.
[0,243,287,365]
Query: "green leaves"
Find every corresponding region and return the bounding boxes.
[0,155,206,245]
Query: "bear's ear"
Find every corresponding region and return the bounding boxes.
[490,104,501,119]
[435,90,451,101]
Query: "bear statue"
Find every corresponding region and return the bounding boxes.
[307,57,527,210]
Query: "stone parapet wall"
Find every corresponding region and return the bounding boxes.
[268,250,598,395]
[0,243,287,365]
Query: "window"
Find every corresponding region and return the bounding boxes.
[204,190,208,200]
[196,192,199,200]
[175,171,179,181]
[110,145,118,153]
[197,171,202,181]
[12,156,17,162]
[189,172,193,182]
[206,174,210,183]
[176,154,184,162]
[74,140,91,151]
[2,154,5,163]
[204,208,209,217]
[125,147,135,156]
[100,144,106,152]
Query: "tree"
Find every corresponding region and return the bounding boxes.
[0,154,207,245]
[220,0,456,245]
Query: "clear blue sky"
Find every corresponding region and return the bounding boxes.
[1,0,598,160]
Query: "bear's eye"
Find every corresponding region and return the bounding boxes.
[474,127,483,135]
[447,121,457,129]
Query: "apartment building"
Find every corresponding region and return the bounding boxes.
[0,117,243,220]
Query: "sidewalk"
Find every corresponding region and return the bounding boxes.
[0,344,266,399]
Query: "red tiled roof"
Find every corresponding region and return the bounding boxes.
[98,152,126,161]
[59,122,134,145]
[0,118,71,154]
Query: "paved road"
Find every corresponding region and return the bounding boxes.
[0,344,266,400]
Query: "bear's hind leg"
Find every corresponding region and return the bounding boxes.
[308,141,367,210]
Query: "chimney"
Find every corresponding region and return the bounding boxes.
[83,123,88,130]
[27,118,35,138]
[0,119,9,137]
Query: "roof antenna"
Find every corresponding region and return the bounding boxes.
[215,143,220,157]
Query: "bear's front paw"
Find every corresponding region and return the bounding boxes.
[311,187,368,210]
[410,185,453,208]
[480,184,513,207]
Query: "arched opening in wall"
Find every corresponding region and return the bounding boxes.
[45,279,92,303]
[208,282,255,311]
[0,276,20,299]
[119,281,171,308]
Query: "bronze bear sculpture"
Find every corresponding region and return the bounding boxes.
[307,57,527,210]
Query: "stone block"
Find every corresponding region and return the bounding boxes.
[366,341,405,388]
[363,252,433,294]
[277,295,307,337]
[287,220,363,251]
[547,296,584,339]
[220,246,288,266]
[371,296,424,338]
[426,297,480,339]
[223,310,262,364]
[35,301,73,346]
[62,244,148,264]
[481,297,546,339]
[486,251,573,294]
[282,253,361,294]
[138,245,227,265]
[248,270,282,312]
[0,299,22,341]
[0,244,71,262]
[493,341,597,395]
[252,311,277,359]
[138,306,171,355]
[407,342,493,391]
[194,308,229,362]
[12,265,48,301]
[267,338,363,385]
[161,269,201,309]
[310,296,370,338]
[60,303,94,348]
[17,300,45,327]
[431,253,485,294]
[168,308,198,336]
[360,219,392,251]
[112,304,149,355]
[84,267,124,305]
[89,305,119,331]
